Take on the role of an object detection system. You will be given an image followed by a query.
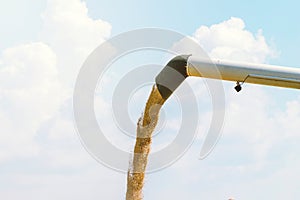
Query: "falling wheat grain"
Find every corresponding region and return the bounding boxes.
[126,85,166,200]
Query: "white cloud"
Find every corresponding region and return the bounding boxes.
[0,1,122,198]
[185,18,287,166]
[40,0,111,86]
[193,17,276,63]
[0,166,125,200]
[0,0,112,162]
[0,42,62,162]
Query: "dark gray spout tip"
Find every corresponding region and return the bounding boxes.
[155,54,191,100]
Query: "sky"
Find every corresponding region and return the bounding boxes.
[1,0,300,199]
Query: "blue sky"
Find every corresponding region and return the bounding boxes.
[2,0,300,66]
[1,0,300,199]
